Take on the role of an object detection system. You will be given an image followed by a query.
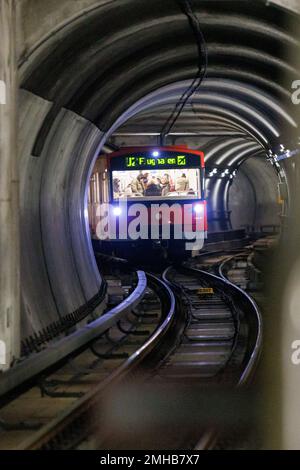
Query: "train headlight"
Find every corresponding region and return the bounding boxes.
[194,204,204,215]
[113,207,122,216]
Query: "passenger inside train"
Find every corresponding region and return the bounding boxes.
[111,168,201,200]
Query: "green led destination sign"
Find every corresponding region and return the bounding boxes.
[126,155,187,168]
[109,151,201,171]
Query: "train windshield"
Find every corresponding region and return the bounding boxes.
[112,167,201,201]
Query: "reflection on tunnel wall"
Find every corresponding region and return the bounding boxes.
[229,158,280,232]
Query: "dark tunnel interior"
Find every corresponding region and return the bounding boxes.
[1,0,300,450]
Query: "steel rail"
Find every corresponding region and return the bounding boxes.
[17,273,176,450]
[163,262,262,450]
[217,256,263,386]
[0,271,147,399]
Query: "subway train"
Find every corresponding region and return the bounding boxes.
[88,146,207,260]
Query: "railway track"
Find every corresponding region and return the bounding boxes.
[0,265,175,450]
[157,266,237,384]
[0,247,262,450]
[188,247,264,385]
[94,254,262,450]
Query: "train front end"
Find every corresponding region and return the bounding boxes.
[89,146,207,259]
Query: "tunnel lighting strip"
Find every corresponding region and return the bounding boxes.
[275,148,300,161]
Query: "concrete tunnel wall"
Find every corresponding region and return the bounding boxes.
[19,90,102,339]
[229,158,281,231]
[14,0,300,346]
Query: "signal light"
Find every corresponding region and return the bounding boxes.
[113,207,122,216]
[194,204,204,214]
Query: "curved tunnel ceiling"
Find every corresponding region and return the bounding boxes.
[20,0,300,149]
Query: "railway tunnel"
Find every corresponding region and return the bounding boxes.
[1,0,300,450]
